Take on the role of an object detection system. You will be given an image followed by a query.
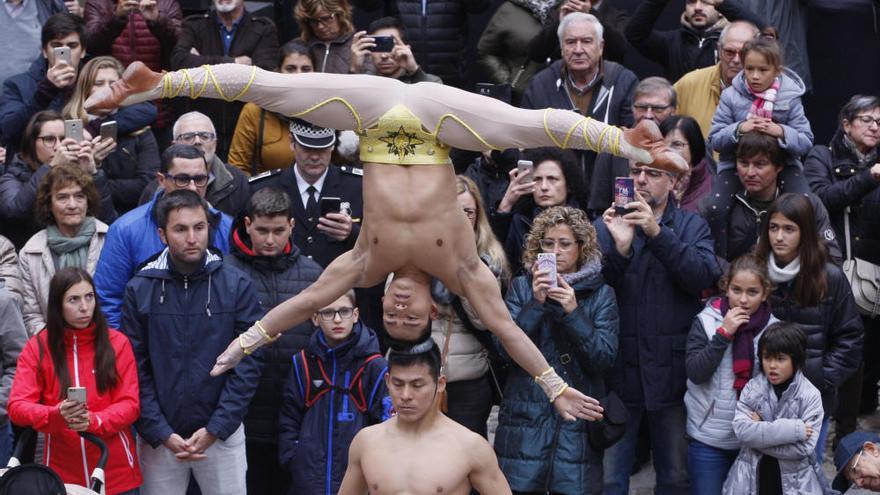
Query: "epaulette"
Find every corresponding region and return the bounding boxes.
[184,12,210,21]
[248,168,282,183]
[249,15,274,25]
[338,165,364,177]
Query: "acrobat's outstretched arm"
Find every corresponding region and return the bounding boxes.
[86,63,685,173]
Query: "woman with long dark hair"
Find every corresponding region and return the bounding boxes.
[8,267,142,494]
[754,192,863,463]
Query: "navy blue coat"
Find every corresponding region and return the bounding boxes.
[121,248,263,446]
[0,58,157,150]
[495,264,618,495]
[278,322,389,495]
[595,198,720,410]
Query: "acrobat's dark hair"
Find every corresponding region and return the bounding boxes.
[758,322,807,372]
[387,338,441,382]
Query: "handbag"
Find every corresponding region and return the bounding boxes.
[548,320,628,451]
[843,206,880,317]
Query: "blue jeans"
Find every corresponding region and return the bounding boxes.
[603,404,690,495]
[0,423,11,467]
[815,415,831,465]
[687,439,738,495]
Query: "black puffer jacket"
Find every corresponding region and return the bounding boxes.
[805,130,880,265]
[98,127,161,213]
[768,262,863,413]
[391,0,490,88]
[225,221,323,445]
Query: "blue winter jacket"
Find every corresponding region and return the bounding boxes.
[278,322,389,495]
[94,191,232,328]
[495,262,618,495]
[709,67,814,173]
[120,248,263,447]
[595,197,721,410]
[0,58,157,150]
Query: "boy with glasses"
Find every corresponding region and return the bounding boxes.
[279,289,390,495]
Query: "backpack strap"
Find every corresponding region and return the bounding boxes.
[349,354,383,413]
[301,350,333,408]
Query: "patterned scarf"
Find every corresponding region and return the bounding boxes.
[509,0,563,23]
[721,297,772,395]
[747,77,781,120]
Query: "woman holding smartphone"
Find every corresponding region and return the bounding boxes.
[8,267,142,495]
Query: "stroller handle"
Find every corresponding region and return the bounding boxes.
[79,432,108,493]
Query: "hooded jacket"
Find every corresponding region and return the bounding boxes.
[278,322,388,495]
[225,222,323,445]
[709,68,814,172]
[685,298,778,450]
[8,325,142,494]
[722,371,829,495]
[495,260,618,495]
[625,0,764,82]
[120,248,263,446]
[805,130,880,265]
[93,190,232,329]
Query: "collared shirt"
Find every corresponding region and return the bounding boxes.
[293,165,329,209]
[217,14,244,56]
[4,0,26,18]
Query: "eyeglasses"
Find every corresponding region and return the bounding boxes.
[462,208,477,219]
[854,115,880,127]
[304,13,335,26]
[633,103,672,112]
[540,239,577,252]
[721,47,743,60]
[668,140,689,150]
[37,135,62,146]
[163,173,209,187]
[629,166,668,179]
[317,307,354,321]
[176,131,216,143]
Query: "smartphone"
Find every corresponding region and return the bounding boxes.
[319,197,342,216]
[100,120,117,141]
[64,119,83,142]
[369,36,395,53]
[476,82,512,104]
[53,46,72,66]
[614,177,635,215]
[536,253,558,289]
[517,159,534,181]
[67,386,86,403]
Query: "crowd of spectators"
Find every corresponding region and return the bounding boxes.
[0,0,878,494]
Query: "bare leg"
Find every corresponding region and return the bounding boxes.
[210,247,372,375]
[86,63,685,173]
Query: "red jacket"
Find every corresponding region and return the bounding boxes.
[8,324,142,495]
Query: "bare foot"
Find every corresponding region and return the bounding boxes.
[623,120,689,175]
[84,61,164,112]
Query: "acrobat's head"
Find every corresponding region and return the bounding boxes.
[386,338,445,422]
[382,273,439,343]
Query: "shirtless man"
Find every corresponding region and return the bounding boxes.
[339,339,512,495]
[85,62,687,421]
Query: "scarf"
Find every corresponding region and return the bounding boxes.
[721,297,772,394]
[509,0,563,23]
[562,255,602,286]
[767,253,800,284]
[46,217,96,270]
[843,133,880,168]
[747,77,780,120]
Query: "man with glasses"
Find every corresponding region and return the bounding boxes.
[279,289,389,495]
[674,20,759,139]
[595,158,720,494]
[226,186,323,495]
[834,431,880,492]
[94,143,234,327]
[139,112,250,217]
[170,0,279,159]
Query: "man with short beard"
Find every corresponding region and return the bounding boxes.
[169,0,278,160]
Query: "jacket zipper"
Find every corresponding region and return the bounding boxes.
[73,335,90,486]
[325,353,337,495]
[698,399,716,429]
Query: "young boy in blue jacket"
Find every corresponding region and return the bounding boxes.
[278,290,391,495]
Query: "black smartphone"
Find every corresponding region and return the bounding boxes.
[319,197,342,216]
[369,36,395,53]
[100,120,117,140]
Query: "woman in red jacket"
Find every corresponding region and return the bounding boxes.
[9,267,142,495]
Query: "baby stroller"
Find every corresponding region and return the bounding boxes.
[0,429,108,495]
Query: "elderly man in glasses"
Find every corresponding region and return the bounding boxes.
[139,112,251,217]
[93,143,234,328]
[834,431,880,492]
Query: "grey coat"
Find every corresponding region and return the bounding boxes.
[709,67,814,172]
[722,371,830,495]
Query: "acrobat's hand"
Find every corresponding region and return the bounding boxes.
[210,338,245,376]
[622,120,689,175]
[554,387,604,422]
